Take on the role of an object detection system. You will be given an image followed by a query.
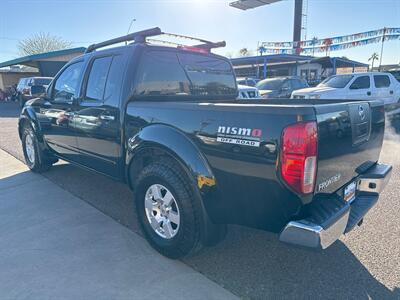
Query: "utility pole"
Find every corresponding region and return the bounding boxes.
[378,27,386,71]
[293,0,303,54]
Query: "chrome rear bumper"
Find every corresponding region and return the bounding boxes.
[279,210,350,249]
[279,163,392,249]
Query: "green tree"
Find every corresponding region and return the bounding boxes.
[18,33,72,56]
[368,52,379,70]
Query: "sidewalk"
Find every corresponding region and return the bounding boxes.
[0,149,237,300]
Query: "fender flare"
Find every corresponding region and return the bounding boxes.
[18,106,42,140]
[126,124,216,193]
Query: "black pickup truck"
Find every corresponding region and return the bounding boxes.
[19,28,392,258]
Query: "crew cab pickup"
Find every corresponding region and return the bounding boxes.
[19,28,392,258]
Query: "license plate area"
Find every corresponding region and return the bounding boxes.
[344,181,356,203]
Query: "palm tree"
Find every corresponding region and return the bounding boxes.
[239,48,248,57]
[368,52,379,70]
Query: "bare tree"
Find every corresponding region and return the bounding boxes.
[18,33,72,56]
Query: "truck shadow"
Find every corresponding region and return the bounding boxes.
[43,163,398,299]
[185,225,399,299]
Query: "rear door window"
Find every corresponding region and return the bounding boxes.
[349,76,370,89]
[104,55,125,106]
[374,75,391,88]
[85,56,113,101]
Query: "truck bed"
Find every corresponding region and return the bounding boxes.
[125,98,385,232]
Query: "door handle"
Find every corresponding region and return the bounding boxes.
[99,115,115,121]
[367,91,371,96]
[390,90,394,95]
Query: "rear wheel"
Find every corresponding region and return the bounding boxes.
[134,160,203,259]
[22,125,54,172]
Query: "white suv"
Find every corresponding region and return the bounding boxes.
[292,72,400,105]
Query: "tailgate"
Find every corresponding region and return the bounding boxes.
[314,100,385,194]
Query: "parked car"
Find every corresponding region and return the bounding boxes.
[388,70,400,83]
[16,76,52,107]
[292,72,400,105]
[236,77,259,87]
[256,76,309,98]
[19,28,392,259]
[237,84,261,99]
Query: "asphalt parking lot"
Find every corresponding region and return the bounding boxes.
[1,101,399,299]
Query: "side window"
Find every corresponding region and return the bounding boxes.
[374,75,390,88]
[291,79,304,89]
[246,80,256,87]
[134,50,236,99]
[349,76,370,90]
[134,51,190,97]
[282,80,291,90]
[104,55,125,106]
[53,61,84,102]
[85,56,113,101]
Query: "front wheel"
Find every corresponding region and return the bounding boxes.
[134,160,203,259]
[22,125,53,172]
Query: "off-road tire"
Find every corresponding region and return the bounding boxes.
[134,159,203,259]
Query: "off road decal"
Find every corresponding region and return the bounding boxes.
[216,126,262,147]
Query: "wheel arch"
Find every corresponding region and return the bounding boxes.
[125,124,216,193]
[125,124,225,246]
[18,107,42,141]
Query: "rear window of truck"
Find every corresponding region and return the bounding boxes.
[33,78,52,86]
[133,50,237,99]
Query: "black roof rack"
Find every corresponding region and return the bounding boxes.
[85,27,226,54]
[85,27,162,53]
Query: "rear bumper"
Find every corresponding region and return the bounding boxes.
[279,163,392,249]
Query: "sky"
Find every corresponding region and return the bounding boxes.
[0,0,399,67]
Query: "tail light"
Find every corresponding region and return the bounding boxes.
[281,121,318,194]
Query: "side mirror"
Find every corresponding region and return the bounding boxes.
[30,85,47,98]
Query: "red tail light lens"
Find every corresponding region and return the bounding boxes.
[281,121,318,194]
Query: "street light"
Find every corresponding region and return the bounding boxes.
[126,18,136,45]
[127,18,137,35]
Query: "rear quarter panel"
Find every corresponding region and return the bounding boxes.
[125,101,316,232]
